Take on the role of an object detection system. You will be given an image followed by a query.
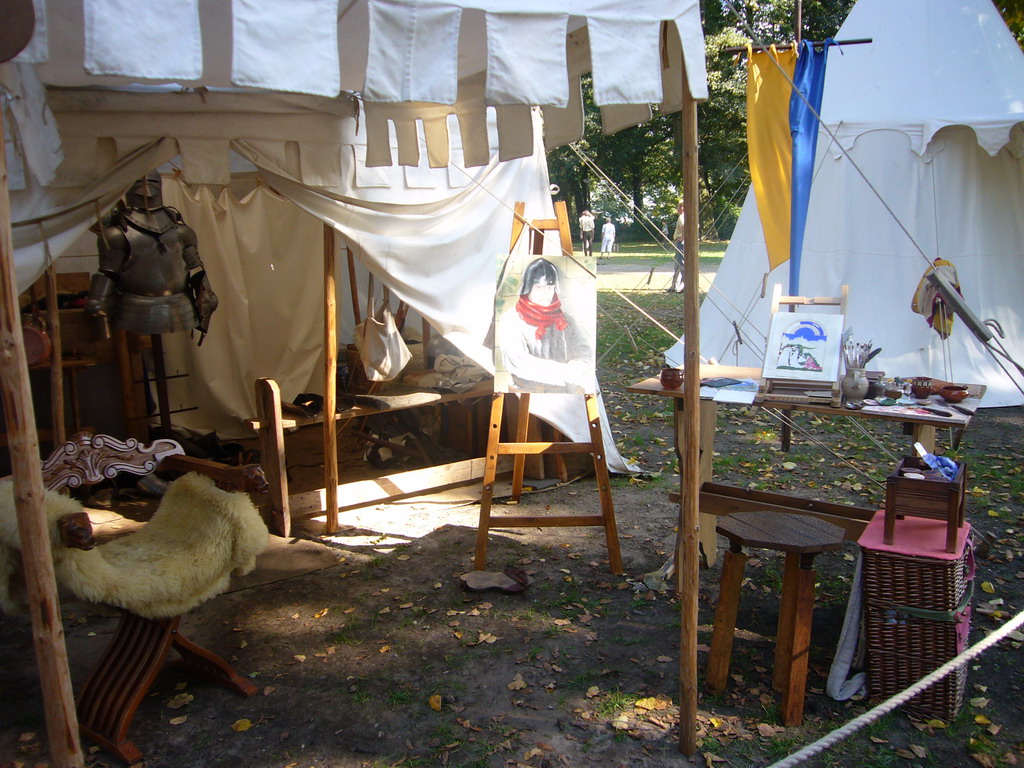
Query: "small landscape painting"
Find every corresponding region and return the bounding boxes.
[762,311,844,383]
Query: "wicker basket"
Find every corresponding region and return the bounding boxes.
[862,546,970,613]
[860,512,973,721]
[866,636,967,720]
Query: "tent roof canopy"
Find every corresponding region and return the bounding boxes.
[12,0,708,170]
[819,0,1024,156]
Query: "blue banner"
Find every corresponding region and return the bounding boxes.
[788,39,834,294]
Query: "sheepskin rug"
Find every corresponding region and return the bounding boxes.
[0,472,269,619]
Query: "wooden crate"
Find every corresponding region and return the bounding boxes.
[885,456,966,553]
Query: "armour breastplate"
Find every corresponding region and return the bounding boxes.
[117,210,189,297]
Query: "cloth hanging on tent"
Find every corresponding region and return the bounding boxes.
[355,275,413,382]
[912,258,962,339]
[746,45,797,272]
[788,39,834,295]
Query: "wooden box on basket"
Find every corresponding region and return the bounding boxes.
[885,457,967,554]
[860,511,973,722]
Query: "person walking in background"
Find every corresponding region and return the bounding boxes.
[670,201,685,292]
[578,210,595,257]
[600,219,616,257]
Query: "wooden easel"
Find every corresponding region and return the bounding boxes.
[474,202,622,574]
[766,284,847,449]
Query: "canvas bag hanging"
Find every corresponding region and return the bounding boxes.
[354,275,411,382]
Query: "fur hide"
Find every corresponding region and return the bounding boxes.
[0,473,269,619]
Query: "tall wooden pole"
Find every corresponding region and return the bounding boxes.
[677,56,702,756]
[0,106,84,768]
[45,264,65,445]
[322,224,339,534]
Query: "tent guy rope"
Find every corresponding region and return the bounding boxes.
[768,607,1024,768]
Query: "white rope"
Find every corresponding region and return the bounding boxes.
[768,607,1024,768]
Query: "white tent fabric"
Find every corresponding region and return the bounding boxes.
[2,1,706,474]
[23,108,635,471]
[700,0,1024,407]
[10,0,707,174]
[819,0,1024,157]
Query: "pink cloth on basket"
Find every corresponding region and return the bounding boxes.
[858,510,971,560]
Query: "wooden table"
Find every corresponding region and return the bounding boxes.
[249,378,493,536]
[627,364,984,565]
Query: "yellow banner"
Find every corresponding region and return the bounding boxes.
[747,47,797,271]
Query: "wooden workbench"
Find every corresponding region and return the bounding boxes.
[628,364,984,565]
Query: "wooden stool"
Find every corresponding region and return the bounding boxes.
[705,511,844,726]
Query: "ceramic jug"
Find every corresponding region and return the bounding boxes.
[841,367,869,402]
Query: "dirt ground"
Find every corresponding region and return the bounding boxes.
[2,389,1023,768]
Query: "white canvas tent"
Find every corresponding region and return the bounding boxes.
[0,1,709,763]
[701,0,1024,406]
[4,0,712,470]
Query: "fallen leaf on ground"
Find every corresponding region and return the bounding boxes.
[231,719,252,732]
[167,693,193,709]
[585,686,600,698]
[508,673,527,690]
[169,716,187,725]
[428,694,442,711]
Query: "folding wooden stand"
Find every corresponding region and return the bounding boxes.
[39,432,262,764]
[77,613,257,765]
[473,391,622,574]
[473,201,620,574]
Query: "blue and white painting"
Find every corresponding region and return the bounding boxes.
[763,312,844,383]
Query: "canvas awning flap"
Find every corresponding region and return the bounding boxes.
[10,0,706,172]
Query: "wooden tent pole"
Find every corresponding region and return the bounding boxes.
[677,57,701,757]
[0,108,84,767]
[323,224,339,534]
[45,264,65,445]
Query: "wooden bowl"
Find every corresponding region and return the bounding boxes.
[939,385,969,404]
[911,384,933,399]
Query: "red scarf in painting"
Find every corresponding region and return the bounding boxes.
[516,295,568,340]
